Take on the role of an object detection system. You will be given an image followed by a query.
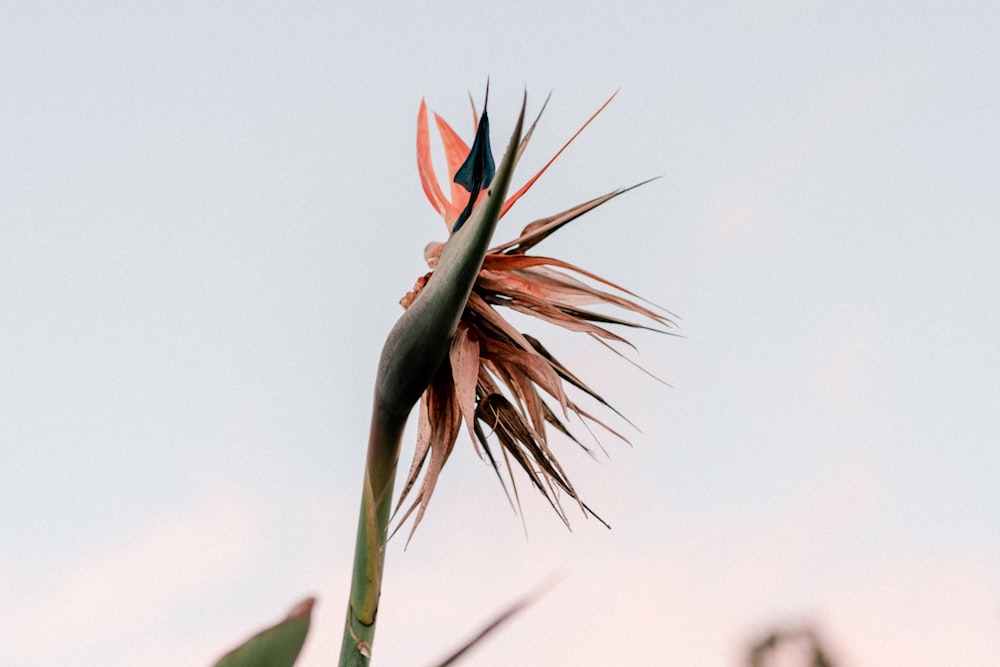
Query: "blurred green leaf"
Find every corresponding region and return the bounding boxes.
[432,577,557,667]
[213,597,315,667]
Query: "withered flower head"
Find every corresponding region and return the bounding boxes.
[393,92,676,540]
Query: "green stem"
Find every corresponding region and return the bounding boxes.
[338,410,405,667]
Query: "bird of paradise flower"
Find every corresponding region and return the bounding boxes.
[392,91,677,541]
[213,89,676,667]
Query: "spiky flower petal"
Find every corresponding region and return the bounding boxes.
[396,93,675,540]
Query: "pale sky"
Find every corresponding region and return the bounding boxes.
[2,2,999,665]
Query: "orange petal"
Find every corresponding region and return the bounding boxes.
[433,112,473,224]
[417,99,449,217]
[482,253,671,322]
[478,335,569,415]
[409,377,461,541]
[390,390,434,524]
[393,373,462,543]
[480,256,675,327]
[491,183,655,255]
[449,323,481,442]
[500,91,619,219]
[466,291,537,352]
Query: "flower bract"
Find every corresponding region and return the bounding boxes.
[394,92,676,541]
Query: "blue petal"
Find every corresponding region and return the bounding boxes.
[452,109,495,232]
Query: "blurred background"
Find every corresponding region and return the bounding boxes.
[2,2,998,665]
